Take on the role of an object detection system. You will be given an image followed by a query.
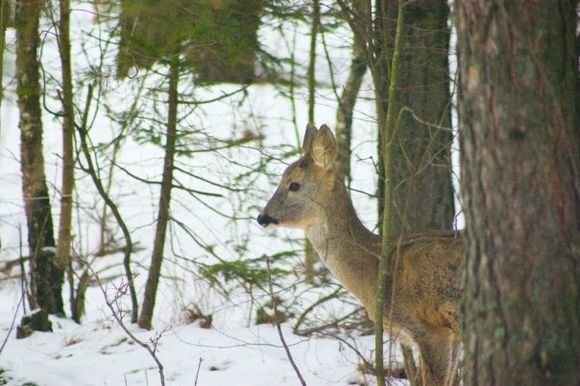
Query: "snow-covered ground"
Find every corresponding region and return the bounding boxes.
[0,3,411,385]
[0,294,386,386]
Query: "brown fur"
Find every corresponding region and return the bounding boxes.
[258,125,465,386]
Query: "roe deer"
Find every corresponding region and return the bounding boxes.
[257,124,465,386]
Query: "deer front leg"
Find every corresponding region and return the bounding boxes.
[416,328,457,386]
[446,337,461,386]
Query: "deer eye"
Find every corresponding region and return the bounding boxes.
[289,182,300,192]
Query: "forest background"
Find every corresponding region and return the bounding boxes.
[0,1,577,385]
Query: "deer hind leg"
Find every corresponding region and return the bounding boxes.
[416,328,457,386]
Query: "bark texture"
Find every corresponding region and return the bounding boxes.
[457,1,580,385]
[16,0,64,317]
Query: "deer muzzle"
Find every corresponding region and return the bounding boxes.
[257,213,279,227]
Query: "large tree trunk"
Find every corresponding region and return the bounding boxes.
[138,59,179,330]
[16,0,64,319]
[457,1,580,385]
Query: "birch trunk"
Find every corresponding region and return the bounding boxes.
[16,0,64,320]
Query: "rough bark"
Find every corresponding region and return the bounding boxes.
[457,1,580,385]
[16,0,64,319]
[138,59,179,330]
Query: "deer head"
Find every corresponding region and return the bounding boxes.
[257,124,338,229]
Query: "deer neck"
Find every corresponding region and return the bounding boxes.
[305,178,382,309]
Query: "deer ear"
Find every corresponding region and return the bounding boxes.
[302,123,318,155]
[312,124,337,169]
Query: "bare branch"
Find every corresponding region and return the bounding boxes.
[265,255,306,386]
[94,273,166,386]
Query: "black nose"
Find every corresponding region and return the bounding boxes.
[257,214,278,227]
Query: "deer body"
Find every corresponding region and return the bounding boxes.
[258,124,464,386]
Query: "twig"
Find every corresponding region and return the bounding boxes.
[293,287,341,334]
[294,308,363,337]
[177,84,249,105]
[76,84,139,323]
[93,273,166,386]
[325,333,374,370]
[18,224,28,314]
[194,357,203,386]
[265,255,307,386]
[0,294,24,354]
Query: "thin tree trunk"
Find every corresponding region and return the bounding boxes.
[77,85,139,323]
[383,0,454,235]
[98,78,144,255]
[457,1,579,385]
[304,0,320,285]
[335,38,367,188]
[0,0,10,104]
[376,2,404,385]
[16,0,64,319]
[97,141,119,255]
[138,59,179,330]
[341,0,454,383]
[288,26,300,147]
[307,0,319,124]
[376,2,454,383]
[55,0,76,321]
[390,2,454,384]
[371,0,389,234]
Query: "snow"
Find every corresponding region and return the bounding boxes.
[0,310,378,386]
[0,3,417,386]
[0,269,396,385]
